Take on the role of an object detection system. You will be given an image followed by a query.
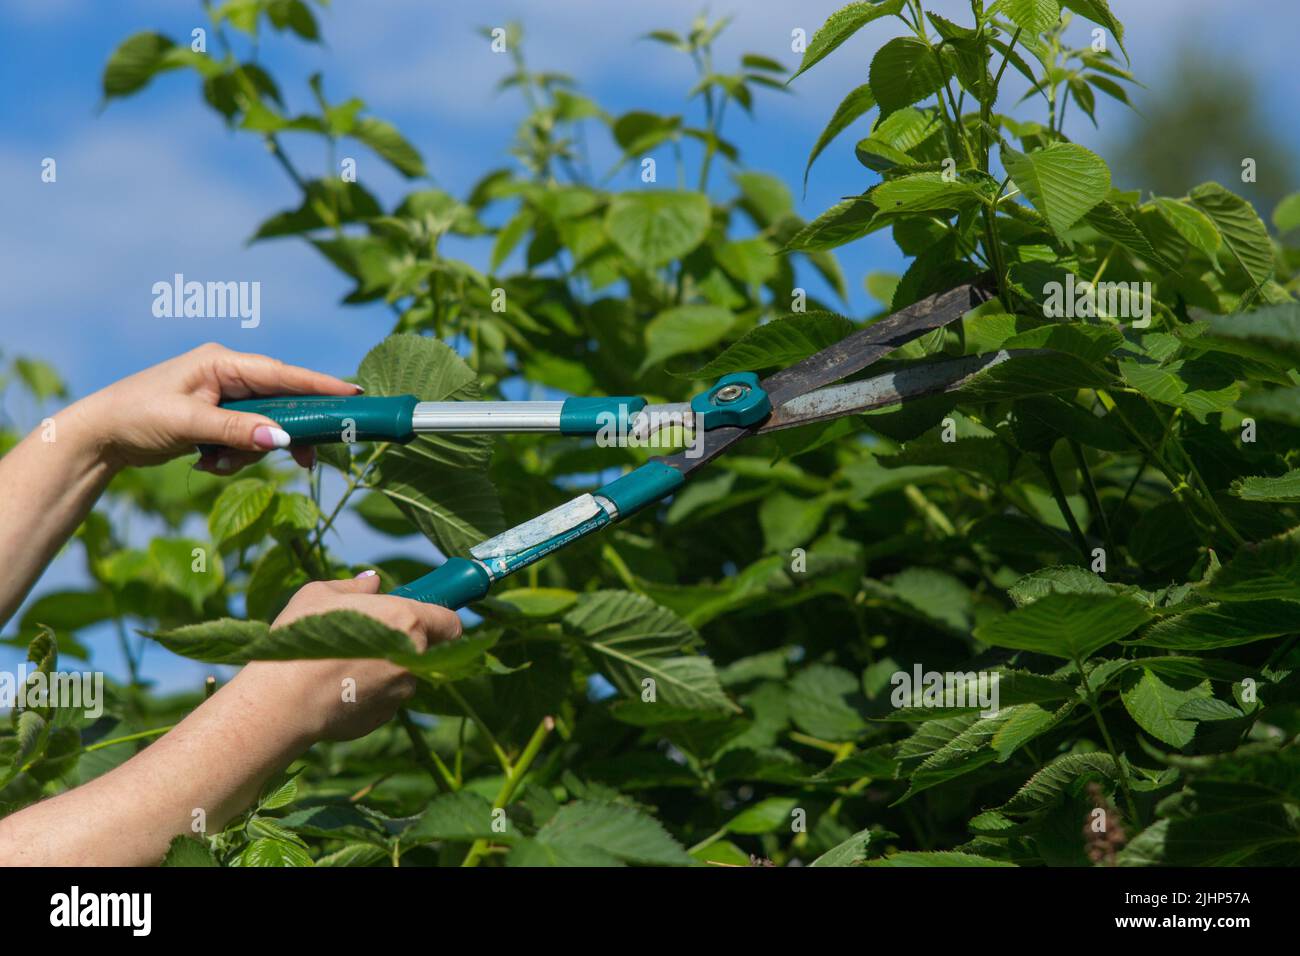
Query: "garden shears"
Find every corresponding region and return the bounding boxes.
[219,280,1021,609]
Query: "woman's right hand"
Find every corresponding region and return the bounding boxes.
[239,572,463,744]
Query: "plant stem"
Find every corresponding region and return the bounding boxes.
[397,709,454,793]
[83,724,174,753]
[1068,438,1114,560]
[445,684,512,774]
[1073,653,1141,825]
[461,716,554,867]
[1038,452,1089,559]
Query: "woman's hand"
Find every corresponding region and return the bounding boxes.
[69,341,360,473]
[249,571,463,743]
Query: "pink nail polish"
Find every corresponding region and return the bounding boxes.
[355,569,377,579]
[253,425,292,450]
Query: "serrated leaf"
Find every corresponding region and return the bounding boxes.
[789,1,906,81]
[530,800,692,865]
[639,304,734,374]
[1140,600,1299,650]
[1003,143,1110,240]
[351,116,426,178]
[869,36,951,123]
[208,478,275,546]
[804,84,875,189]
[975,593,1150,659]
[998,752,1118,814]
[1120,669,1210,748]
[604,191,711,268]
[160,835,219,867]
[1204,527,1300,602]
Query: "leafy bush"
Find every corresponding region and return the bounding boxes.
[4,0,1300,867]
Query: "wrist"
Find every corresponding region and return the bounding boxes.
[55,394,126,476]
[226,662,327,753]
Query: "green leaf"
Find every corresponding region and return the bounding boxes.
[1204,527,1300,602]
[604,191,712,268]
[1140,600,1299,650]
[350,116,427,178]
[866,851,1015,867]
[780,197,879,252]
[1273,192,1300,234]
[1119,669,1210,748]
[102,32,215,99]
[809,826,893,866]
[869,36,951,123]
[405,790,502,843]
[1004,0,1061,35]
[359,335,504,556]
[238,838,314,867]
[804,84,876,189]
[998,752,1118,814]
[12,357,67,400]
[871,172,989,213]
[1060,0,1127,60]
[1152,198,1220,260]
[563,591,736,712]
[725,796,799,835]
[258,769,302,811]
[1118,358,1239,423]
[208,478,275,547]
[1189,182,1276,290]
[975,593,1150,659]
[685,314,852,379]
[789,1,906,81]
[788,664,867,740]
[161,835,219,867]
[528,801,693,865]
[1003,143,1111,240]
[1202,303,1300,369]
[639,304,734,374]
[1231,470,1300,503]
[1082,201,1175,272]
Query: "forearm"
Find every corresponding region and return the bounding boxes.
[0,664,316,866]
[0,400,120,625]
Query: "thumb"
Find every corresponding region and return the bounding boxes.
[326,569,384,595]
[190,405,291,452]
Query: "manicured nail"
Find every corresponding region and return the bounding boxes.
[354,569,377,579]
[215,456,231,473]
[253,425,292,450]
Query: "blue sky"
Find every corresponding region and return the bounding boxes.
[2,0,1297,690]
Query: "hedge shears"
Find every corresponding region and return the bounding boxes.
[218,280,1014,609]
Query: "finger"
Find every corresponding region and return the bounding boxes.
[188,405,294,453]
[215,351,361,400]
[290,446,317,470]
[382,595,463,647]
[195,449,266,475]
[320,570,384,595]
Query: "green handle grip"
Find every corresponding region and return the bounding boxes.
[220,395,419,445]
[390,557,492,610]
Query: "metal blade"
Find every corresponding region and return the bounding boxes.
[759,279,994,406]
[758,349,1036,433]
[653,279,994,478]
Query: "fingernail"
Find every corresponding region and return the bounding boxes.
[215,456,231,473]
[353,384,366,394]
[253,425,292,450]
[354,569,377,579]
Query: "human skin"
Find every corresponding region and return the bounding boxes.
[0,344,463,865]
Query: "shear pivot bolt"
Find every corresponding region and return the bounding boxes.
[714,384,748,403]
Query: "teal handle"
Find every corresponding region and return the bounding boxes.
[560,396,647,435]
[221,395,419,445]
[391,557,492,610]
